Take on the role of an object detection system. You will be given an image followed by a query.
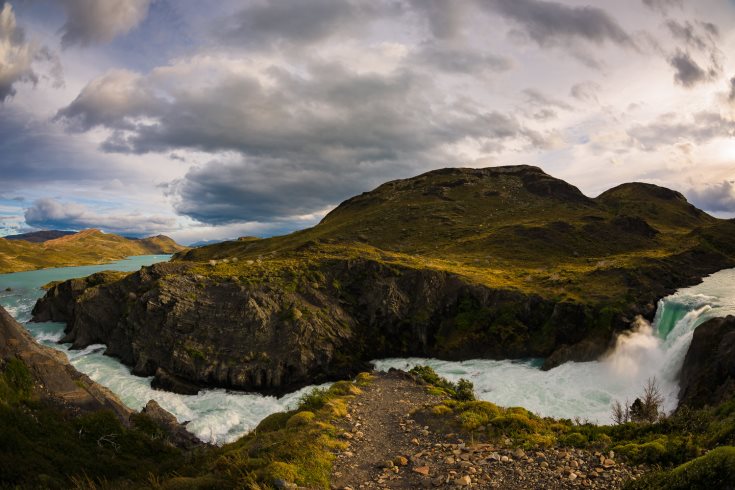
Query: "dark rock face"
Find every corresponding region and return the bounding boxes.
[678,315,735,409]
[32,260,625,395]
[140,400,202,448]
[0,305,132,422]
[151,368,200,395]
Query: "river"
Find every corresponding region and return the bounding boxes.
[1,256,733,442]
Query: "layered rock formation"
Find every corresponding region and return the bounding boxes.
[0,305,132,422]
[678,315,735,408]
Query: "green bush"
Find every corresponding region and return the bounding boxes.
[408,365,475,401]
[626,446,735,490]
[455,378,476,401]
[561,432,588,447]
[286,411,315,427]
[298,388,331,411]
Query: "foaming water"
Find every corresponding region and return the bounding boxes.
[375,268,735,424]
[0,256,319,444]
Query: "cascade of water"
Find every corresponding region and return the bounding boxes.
[376,268,735,423]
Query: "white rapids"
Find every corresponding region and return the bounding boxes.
[374,268,735,424]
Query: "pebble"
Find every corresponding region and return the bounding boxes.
[454,475,471,486]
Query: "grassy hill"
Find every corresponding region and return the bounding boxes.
[0,229,187,273]
[176,165,734,304]
[3,230,75,243]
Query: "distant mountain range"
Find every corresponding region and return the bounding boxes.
[0,229,187,273]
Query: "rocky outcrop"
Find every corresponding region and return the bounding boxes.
[140,400,202,448]
[0,305,132,422]
[32,259,632,395]
[2,305,204,448]
[678,315,735,408]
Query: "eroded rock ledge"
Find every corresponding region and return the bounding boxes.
[32,259,651,396]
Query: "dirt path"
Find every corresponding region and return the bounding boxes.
[330,370,646,489]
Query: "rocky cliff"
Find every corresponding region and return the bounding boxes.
[0,305,132,422]
[678,315,735,409]
[31,166,735,395]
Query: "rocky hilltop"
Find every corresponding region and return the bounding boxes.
[32,165,735,395]
[0,228,187,273]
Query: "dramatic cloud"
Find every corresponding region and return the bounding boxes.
[666,20,718,52]
[24,197,175,235]
[482,0,631,48]
[411,42,513,75]
[664,20,722,88]
[218,0,397,48]
[0,3,60,101]
[687,181,735,213]
[630,111,735,150]
[54,69,159,131]
[668,50,716,87]
[570,81,601,103]
[729,76,735,102]
[58,0,151,47]
[55,56,555,223]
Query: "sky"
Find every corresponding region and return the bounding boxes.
[0,0,734,245]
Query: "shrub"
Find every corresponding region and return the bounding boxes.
[561,432,588,447]
[431,405,452,416]
[298,388,331,411]
[455,379,476,401]
[626,446,735,490]
[286,411,315,427]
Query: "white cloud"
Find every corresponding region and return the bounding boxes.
[24,197,176,236]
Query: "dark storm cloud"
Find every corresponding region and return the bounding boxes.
[218,0,399,48]
[729,77,735,102]
[481,0,632,48]
[664,20,722,88]
[523,88,573,111]
[630,111,735,150]
[641,0,683,15]
[24,197,175,235]
[406,0,471,39]
[0,109,127,185]
[687,181,735,213]
[411,42,513,75]
[669,50,708,87]
[56,59,552,224]
[58,0,151,48]
[666,20,718,51]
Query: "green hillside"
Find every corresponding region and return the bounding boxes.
[176,165,734,304]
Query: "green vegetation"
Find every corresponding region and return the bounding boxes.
[0,229,186,273]
[0,358,199,489]
[626,446,735,489]
[0,351,372,489]
[412,365,735,487]
[164,374,372,489]
[409,365,475,401]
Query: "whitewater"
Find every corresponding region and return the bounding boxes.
[1,257,733,444]
[376,267,735,423]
